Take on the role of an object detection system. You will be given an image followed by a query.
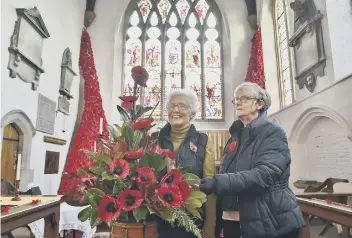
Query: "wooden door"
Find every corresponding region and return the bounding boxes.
[1,124,20,185]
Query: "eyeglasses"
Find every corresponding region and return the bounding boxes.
[167,103,189,111]
[231,96,258,104]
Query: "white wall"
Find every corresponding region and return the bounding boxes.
[259,0,352,187]
[88,0,254,131]
[1,0,85,194]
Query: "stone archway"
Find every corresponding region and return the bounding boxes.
[1,110,36,191]
[289,105,352,183]
[289,105,352,143]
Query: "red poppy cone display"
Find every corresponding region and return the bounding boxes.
[246,28,266,89]
[57,29,109,195]
[62,64,207,238]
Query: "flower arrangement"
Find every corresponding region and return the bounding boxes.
[62,66,207,237]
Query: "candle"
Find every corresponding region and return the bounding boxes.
[93,141,96,152]
[16,154,22,180]
[99,117,103,135]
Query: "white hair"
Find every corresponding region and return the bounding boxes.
[235,82,272,112]
[166,88,198,119]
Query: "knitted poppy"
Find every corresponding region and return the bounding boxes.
[97,195,121,223]
[107,159,130,179]
[116,190,144,211]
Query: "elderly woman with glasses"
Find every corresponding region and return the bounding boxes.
[197,82,304,238]
[156,89,216,238]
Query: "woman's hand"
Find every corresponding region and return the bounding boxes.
[199,177,217,195]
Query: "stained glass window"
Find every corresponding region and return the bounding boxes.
[274,0,294,107]
[123,0,224,120]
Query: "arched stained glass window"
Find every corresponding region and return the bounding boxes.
[123,0,224,120]
[274,0,294,107]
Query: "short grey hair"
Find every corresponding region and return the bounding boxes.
[235,82,271,112]
[166,88,198,119]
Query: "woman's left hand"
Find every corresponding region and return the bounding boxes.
[199,177,217,195]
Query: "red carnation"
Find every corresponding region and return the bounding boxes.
[156,185,183,208]
[124,148,144,160]
[161,169,182,185]
[116,190,144,211]
[107,159,130,179]
[176,180,191,202]
[131,66,149,87]
[131,119,153,131]
[227,141,237,152]
[136,167,157,185]
[97,195,121,223]
[121,102,133,110]
[119,96,138,103]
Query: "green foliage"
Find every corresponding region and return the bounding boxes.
[90,210,103,228]
[139,153,166,172]
[89,166,105,176]
[182,173,200,186]
[116,105,131,122]
[94,154,112,165]
[78,206,92,222]
[133,205,149,222]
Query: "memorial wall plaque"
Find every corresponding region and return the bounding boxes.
[7,7,50,90]
[289,0,326,93]
[36,94,56,134]
[44,151,60,174]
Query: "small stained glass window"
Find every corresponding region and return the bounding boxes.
[123,0,224,120]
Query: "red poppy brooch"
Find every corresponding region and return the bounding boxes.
[227,141,238,152]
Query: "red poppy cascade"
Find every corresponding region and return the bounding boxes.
[62,65,207,238]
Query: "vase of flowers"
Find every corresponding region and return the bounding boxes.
[62,66,207,238]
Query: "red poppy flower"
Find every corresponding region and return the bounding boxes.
[227,141,237,152]
[152,146,176,162]
[31,199,40,205]
[113,142,127,154]
[124,148,144,160]
[1,206,10,213]
[161,169,182,185]
[116,190,144,211]
[107,159,130,179]
[162,151,176,161]
[131,66,149,87]
[156,185,183,208]
[136,167,157,185]
[151,145,164,155]
[176,180,191,202]
[131,119,153,131]
[326,199,333,205]
[119,96,138,103]
[121,102,133,110]
[97,195,121,223]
